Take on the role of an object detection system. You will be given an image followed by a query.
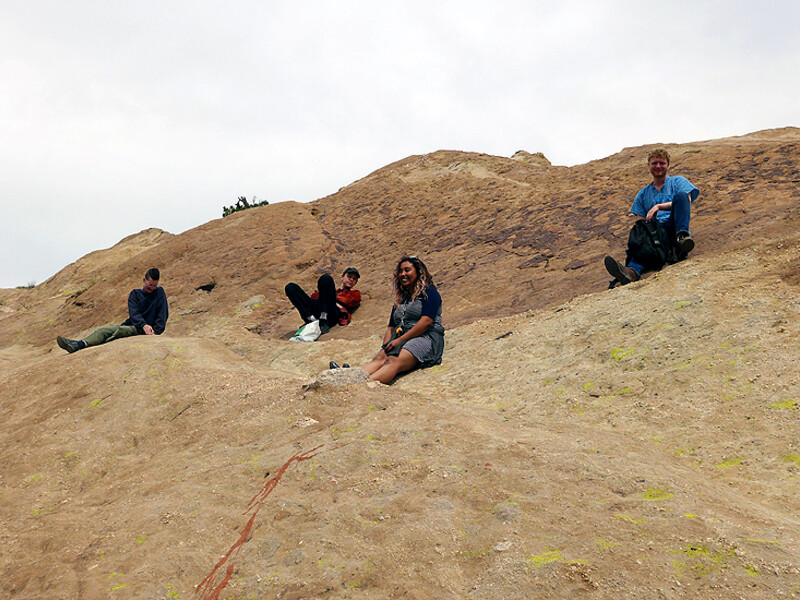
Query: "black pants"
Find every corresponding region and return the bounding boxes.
[285,274,341,324]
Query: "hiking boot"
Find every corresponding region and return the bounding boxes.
[329,361,340,369]
[604,256,640,285]
[319,319,330,334]
[676,232,694,255]
[57,336,84,353]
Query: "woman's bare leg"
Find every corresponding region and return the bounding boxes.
[362,349,388,375]
[370,349,418,384]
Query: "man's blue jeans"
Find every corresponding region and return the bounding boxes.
[628,192,691,275]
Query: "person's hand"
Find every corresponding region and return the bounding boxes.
[645,204,660,221]
[383,338,401,352]
[143,324,155,335]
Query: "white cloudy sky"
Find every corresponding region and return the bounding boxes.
[1,1,798,288]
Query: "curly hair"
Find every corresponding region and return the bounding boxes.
[646,148,670,164]
[392,255,434,305]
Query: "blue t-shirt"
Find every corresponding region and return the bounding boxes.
[418,285,442,319]
[631,176,699,223]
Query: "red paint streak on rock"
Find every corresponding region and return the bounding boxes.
[195,445,324,599]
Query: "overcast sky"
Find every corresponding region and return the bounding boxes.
[1,1,798,288]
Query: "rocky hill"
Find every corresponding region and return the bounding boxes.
[1,128,799,599]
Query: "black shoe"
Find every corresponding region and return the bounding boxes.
[329,361,340,369]
[319,319,330,334]
[604,256,639,285]
[676,232,694,255]
[342,363,350,368]
[57,336,83,353]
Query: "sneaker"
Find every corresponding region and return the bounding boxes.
[604,256,640,285]
[329,361,340,369]
[319,319,330,334]
[676,232,694,255]
[57,336,84,353]
[342,363,350,368]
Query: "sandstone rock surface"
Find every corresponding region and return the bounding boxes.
[2,128,800,599]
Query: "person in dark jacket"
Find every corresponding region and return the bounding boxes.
[56,267,168,353]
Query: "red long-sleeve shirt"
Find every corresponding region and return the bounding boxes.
[311,288,361,325]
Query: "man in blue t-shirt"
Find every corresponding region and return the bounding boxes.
[56,267,169,353]
[605,148,699,285]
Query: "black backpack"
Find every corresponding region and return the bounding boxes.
[626,218,677,272]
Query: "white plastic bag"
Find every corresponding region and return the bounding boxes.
[290,320,321,342]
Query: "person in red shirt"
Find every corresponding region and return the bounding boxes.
[285,267,361,334]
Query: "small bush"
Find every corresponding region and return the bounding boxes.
[223,196,269,217]
[16,281,36,289]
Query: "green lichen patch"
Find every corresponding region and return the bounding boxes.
[671,544,735,578]
[770,399,799,410]
[671,355,710,371]
[527,550,563,567]
[714,458,743,470]
[331,425,359,440]
[744,564,760,577]
[614,513,646,525]
[744,538,781,546]
[164,583,180,598]
[610,347,633,361]
[594,538,618,552]
[456,547,492,560]
[641,487,674,501]
[239,454,262,464]
[781,453,800,465]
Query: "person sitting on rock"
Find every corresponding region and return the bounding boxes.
[604,148,700,284]
[285,267,361,334]
[57,267,168,353]
[362,255,444,384]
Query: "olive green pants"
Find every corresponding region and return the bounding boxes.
[83,325,140,347]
